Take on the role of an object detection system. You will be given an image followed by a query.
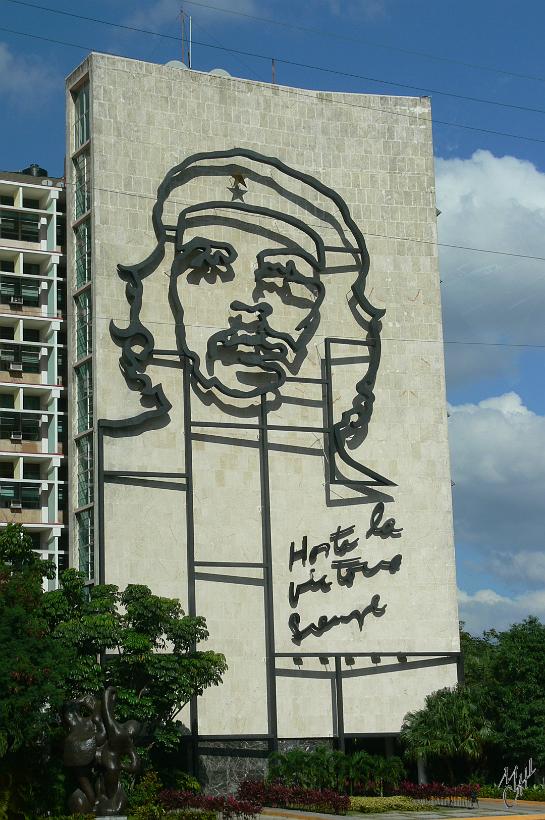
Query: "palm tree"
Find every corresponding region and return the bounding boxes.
[347,750,375,794]
[371,755,405,796]
[400,686,492,783]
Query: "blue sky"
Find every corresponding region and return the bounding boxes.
[1,0,544,634]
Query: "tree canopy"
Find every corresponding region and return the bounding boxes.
[0,524,227,816]
[400,685,492,782]
[0,524,75,758]
[41,567,227,753]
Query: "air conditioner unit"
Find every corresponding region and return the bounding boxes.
[10,431,22,442]
[10,296,23,306]
[9,362,23,373]
[10,500,22,512]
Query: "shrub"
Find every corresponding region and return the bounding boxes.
[133,806,166,820]
[159,790,260,819]
[479,784,545,801]
[399,781,480,801]
[237,781,350,814]
[129,770,164,810]
[349,796,435,813]
[172,772,202,793]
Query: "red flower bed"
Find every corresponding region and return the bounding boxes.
[399,781,480,801]
[159,790,261,818]
[237,781,350,814]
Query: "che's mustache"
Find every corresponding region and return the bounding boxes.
[206,303,297,363]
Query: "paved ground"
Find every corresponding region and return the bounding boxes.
[261,798,545,820]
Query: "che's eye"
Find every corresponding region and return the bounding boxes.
[183,243,237,273]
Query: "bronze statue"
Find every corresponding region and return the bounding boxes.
[63,686,141,816]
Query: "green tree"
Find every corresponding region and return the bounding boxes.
[0,525,75,816]
[41,569,227,758]
[488,616,545,767]
[400,686,492,783]
[0,525,75,757]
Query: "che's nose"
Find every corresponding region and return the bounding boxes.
[230,300,272,318]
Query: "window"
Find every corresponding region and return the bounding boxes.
[22,197,41,210]
[74,220,91,287]
[74,152,91,219]
[21,484,40,508]
[0,277,39,307]
[76,362,93,433]
[23,462,41,480]
[74,84,90,148]
[0,394,15,409]
[0,462,14,478]
[23,328,40,342]
[0,195,14,207]
[57,348,66,379]
[76,508,94,580]
[0,345,15,368]
[0,211,40,243]
[28,532,42,550]
[77,434,93,507]
[0,483,15,506]
[21,414,40,441]
[0,260,15,273]
[21,347,41,374]
[75,290,92,359]
[0,327,14,340]
[0,414,16,439]
[57,285,66,315]
[23,395,40,411]
[56,214,65,249]
[23,262,40,276]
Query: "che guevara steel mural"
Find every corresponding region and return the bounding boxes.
[101,148,403,649]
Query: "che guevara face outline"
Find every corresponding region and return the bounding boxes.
[109,149,392,487]
[168,204,326,400]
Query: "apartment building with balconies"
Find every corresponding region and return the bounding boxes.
[0,164,67,585]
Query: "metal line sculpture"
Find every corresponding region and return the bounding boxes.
[106,147,393,486]
[63,686,141,816]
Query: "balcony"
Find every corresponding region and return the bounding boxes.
[0,275,42,317]
[0,209,45,249]
[0,409,64,453]
[0,479,65,525]
[0,341,62,385]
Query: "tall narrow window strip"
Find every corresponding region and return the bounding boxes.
[76,433,94,507]
[76,508,94,580]
[74,152,91,220]
[75,289,92,360]
[76,362,93,433]
[74,220,91,288]
[74,84,90,149]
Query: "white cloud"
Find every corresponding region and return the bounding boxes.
[436,150,545,386]
[0,42,58,107]
[458,586,545,635]
[449,392,545,556]
[488,550,545,586]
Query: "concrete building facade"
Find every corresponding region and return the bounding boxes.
[0,165,67,582]
[66,53,459,784]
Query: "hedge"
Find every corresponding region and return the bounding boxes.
[237,781,350,815]
[349,796,435,813]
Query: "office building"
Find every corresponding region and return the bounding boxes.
[66,53,459,784]
[0,164,67,583]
